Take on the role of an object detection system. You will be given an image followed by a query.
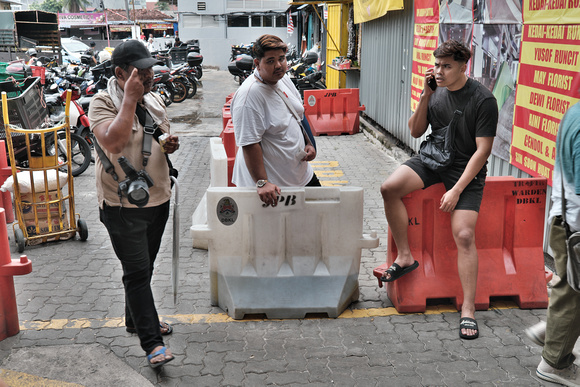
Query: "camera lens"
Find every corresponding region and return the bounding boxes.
[127,178,149,207]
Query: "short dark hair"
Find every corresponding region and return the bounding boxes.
[433,40,471,63]
[252,34,287,60]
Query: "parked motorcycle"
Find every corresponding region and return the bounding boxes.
[287,51,326,98]
[44,86,92,176]
[186,51,203,80]
[170,63,199,98]
[228,54,253,85]
[152,65,173,107]
[230,43,252,62]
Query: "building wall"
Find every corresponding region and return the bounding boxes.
[178,0,294,70]
[179,16,295,69]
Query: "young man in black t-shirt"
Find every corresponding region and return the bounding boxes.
[380,40,498,340]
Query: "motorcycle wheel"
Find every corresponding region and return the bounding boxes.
[186,78,197,98]
[195,66,203,79]
[170,79,188,103]
[155,87,172,107]
[47,132,92,177]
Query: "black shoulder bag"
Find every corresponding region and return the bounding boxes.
[135,104,179,185]
[419,80,478,172]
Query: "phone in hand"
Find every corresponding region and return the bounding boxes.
[427,76,437,91]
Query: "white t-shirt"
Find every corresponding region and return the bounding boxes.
[231,73,313,188]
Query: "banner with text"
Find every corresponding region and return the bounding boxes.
[410,0,439,112]
[523,0,580,24]
[58,13,106,28]
[510,23,580,184]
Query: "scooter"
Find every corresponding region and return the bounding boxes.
[44,85,92,176]
[228,54,253,85]
[152,65,173,107]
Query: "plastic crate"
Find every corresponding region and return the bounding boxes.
[30,66,46,85]
[0,77,48,136]
[0,62,26,82]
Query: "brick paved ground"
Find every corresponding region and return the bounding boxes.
[0,70,559,386]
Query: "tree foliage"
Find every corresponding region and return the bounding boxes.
[29,0,63,13]
[155,1,170,11]
[61,0,90,13]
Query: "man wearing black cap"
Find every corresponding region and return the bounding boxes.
[88,39,179,368]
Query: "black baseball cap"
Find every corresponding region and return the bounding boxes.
[112,39,163,69]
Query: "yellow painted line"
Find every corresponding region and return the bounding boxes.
[19,301,520,331]
[0,369,83,387]
[314,170,344,178]
[310,161,340,168]
[320,181,348,186]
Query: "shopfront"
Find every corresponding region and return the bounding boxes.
[140,22,174,39]
[58,12,108,40]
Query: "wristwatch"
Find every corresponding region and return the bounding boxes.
[256,179,268,188]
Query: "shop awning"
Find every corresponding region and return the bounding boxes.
[109,25,131,32]
[141,23,173,30]
[353,0,404,23]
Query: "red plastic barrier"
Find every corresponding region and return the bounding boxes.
[303,88,365,136]
[225,92,235,104]
[0,208,31,341]
[373,177,549,312]
[222,104,231,130]
[219,120,237,187]
[0,141,13,223]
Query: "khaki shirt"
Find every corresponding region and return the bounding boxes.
[89,91,172,208]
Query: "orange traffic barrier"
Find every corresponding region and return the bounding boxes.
[0,208,31,341]
[0,140,13,223]
[225,92,235,104]
[219,120,237,187]
[303,88,365,136]
[222,103,231,130]
[373,177,549,312]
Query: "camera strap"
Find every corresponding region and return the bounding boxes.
[93,140,125,204]
[135,103,177,175]
[94,140,119,182]
[135,103,155,167]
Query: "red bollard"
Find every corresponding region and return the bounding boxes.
[0,208,31,341]
[219,120,237,187]
[0,140,14,223]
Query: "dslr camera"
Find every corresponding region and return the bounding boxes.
[117,157,154,207]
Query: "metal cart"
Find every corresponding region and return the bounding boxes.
[2,83,88,252]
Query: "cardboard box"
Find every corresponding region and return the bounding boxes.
[25,215,69,236]
[21,190,65,221]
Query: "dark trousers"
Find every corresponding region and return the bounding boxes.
[307,173,322,187]
[99,201,170,354]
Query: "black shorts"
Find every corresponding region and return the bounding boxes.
[403,155,487,212]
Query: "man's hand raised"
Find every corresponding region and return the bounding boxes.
[124,68,145,102]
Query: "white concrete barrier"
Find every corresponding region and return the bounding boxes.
[191,138,379,319]
[191,138,228,249]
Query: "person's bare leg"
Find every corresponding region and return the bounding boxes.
[451,210,479,337]
[380,165,424,280]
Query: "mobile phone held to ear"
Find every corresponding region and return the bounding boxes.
[427,76,437,91]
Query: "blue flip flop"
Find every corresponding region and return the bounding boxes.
[147,346,174,368]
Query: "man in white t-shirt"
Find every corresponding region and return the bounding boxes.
[231,34,319,207]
